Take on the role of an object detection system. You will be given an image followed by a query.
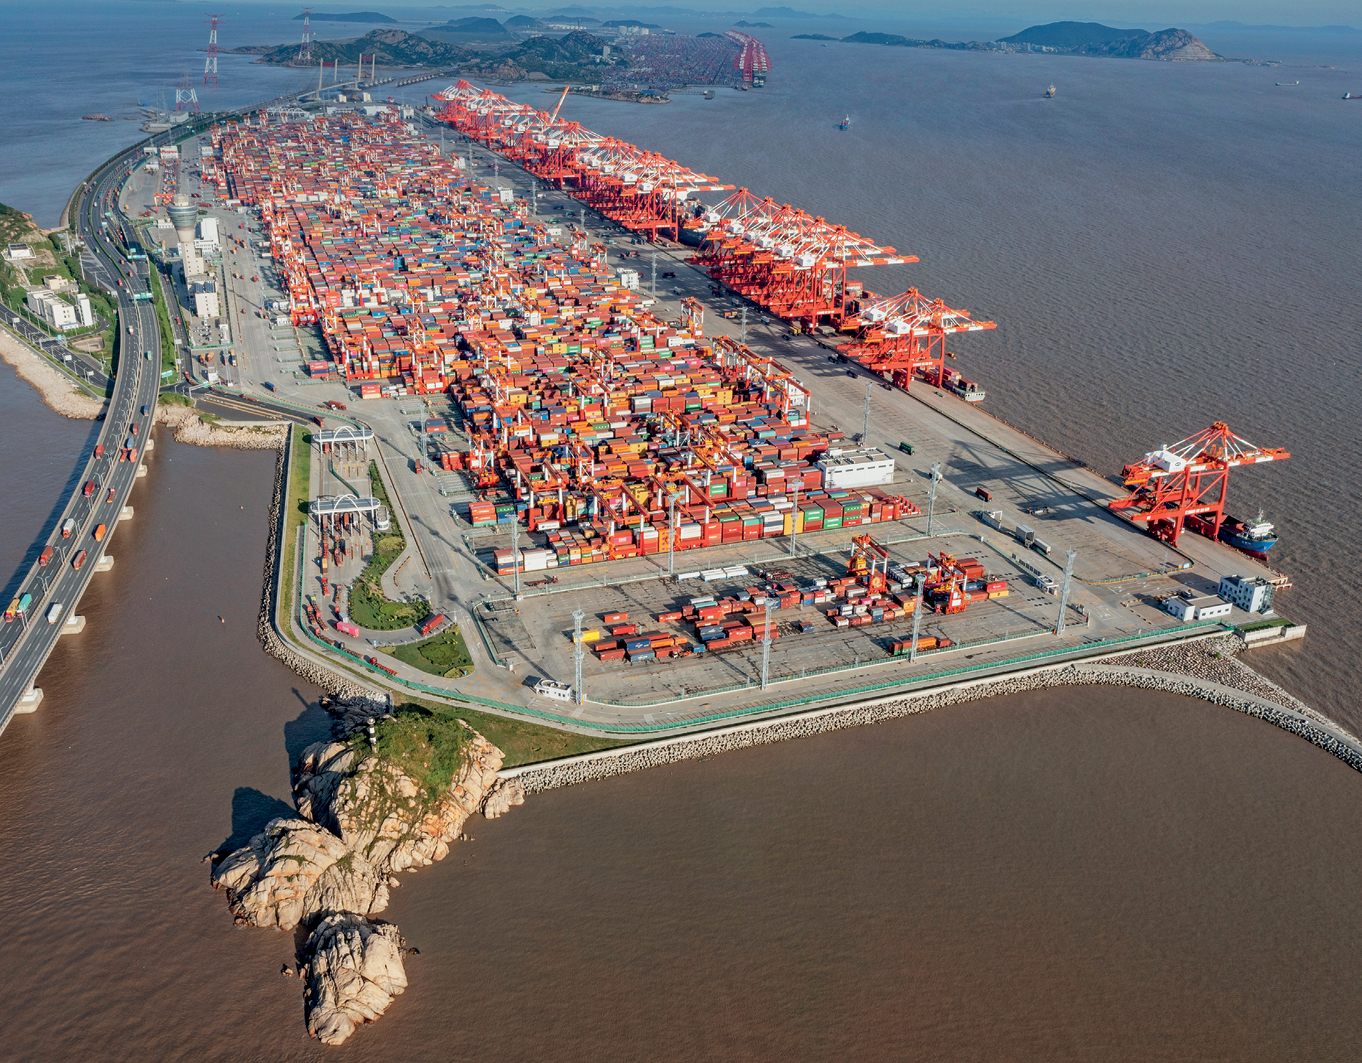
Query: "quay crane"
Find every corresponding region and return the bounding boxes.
[840,288,996,393]
[1108,422,1290,547]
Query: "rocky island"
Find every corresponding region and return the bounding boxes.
[210,699,523,1045]
[809,21,1220,61]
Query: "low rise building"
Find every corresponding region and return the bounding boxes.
[4,242,35,261]
[815,448,895,489]
[1162,592,1233,623]
[1218,574,1276,615]
[190,280,220,318]
[25,288,90,330]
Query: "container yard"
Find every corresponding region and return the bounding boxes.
[171,90,1297,725]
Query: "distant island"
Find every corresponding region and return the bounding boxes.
[999,22,1219,60]
[797,21,1220,61]
[227,26,627,81]
[293,11,397,23]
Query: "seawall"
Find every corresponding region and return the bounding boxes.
[500,649,1361,793]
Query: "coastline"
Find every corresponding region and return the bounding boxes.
[500,635,1361,793]
[0,328,106,420]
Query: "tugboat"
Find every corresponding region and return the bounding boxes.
[1044,84,1057,98]
[1220,510,1279,552]
[839,114,851,130]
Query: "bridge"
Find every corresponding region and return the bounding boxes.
[0,142,164,736]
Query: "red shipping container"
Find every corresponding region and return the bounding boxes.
[597,648,626,661]
[610,623,638,636]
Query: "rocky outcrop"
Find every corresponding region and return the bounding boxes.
[293,728,504,874]
[482,776,525,819]
[303,913,408,1045]
[211,714,519,1045]
[154,403,288,449]
[210,817,388,930]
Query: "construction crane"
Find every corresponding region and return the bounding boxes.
[840,288,996,392]
[1108,422,1290,547]
[847,534,891,594]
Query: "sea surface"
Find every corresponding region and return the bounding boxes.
[1,7,1361,1059]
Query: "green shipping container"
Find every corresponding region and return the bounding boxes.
[823,516,843,530]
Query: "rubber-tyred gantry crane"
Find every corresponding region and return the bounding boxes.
[840,288,996,391]
[1108,422,1290,546]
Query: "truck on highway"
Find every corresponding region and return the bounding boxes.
[62,518,76,538]
[15,593,32,620]
[93,523,107,542]
[95,444,104,458]
[72,549,88,570]
[83,480,96,496]
[39,546,54,566]
[47,603,63,625]
[4,598,19,623]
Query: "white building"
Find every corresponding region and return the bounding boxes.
[198,217,219,247]
[617,268,639,290]
[190,280,220,318]
[1162,592,1233,623]
[1219,574,1276,615]
[25,289,82,330]
[4,242,35,262]
[815,447,895,490]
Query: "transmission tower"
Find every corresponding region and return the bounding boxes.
[510,512,521,597]
[1055,548,1078,637]
[572,608,585,705]
[175,72,200,113]
[203,14,224,87]
[925,461,942,536]
[298,7,313,64]
[861,382,870,443]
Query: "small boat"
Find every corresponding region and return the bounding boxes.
[1220,510,1279,552]
[1275,81,1299,86]
[1345,92,1360,100]
[839,114,850,129]
[1044,84,1056,98]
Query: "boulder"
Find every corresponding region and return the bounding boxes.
[304,913,407,1045]
[210,817,388,930]
[294,728,504,874]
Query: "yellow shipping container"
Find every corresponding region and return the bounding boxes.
[581,629,602,643]
[988,590,1010,599]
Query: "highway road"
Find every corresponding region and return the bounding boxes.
[0,143,165,736]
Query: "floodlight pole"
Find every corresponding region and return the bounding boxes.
[1056,548,1078,636]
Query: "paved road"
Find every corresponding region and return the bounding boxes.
[0,144,164,736]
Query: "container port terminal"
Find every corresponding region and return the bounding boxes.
[0,85,1303,737]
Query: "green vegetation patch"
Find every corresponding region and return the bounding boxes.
[387,627,473,678]
[348,461,430,630]
[399,697,634,768]
[149,266,178,377]
[1238,616,1292,633]
[158,391,192,407]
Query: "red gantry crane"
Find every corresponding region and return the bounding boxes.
[840,288,996,392]
[1108,422,1290,547]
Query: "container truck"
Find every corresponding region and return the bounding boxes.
[93,523,107,542]
[39,546,54,566]
[62,518,76,538]
[72,549,88,570]
[334,620,359,638]
[47,603,63,625]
